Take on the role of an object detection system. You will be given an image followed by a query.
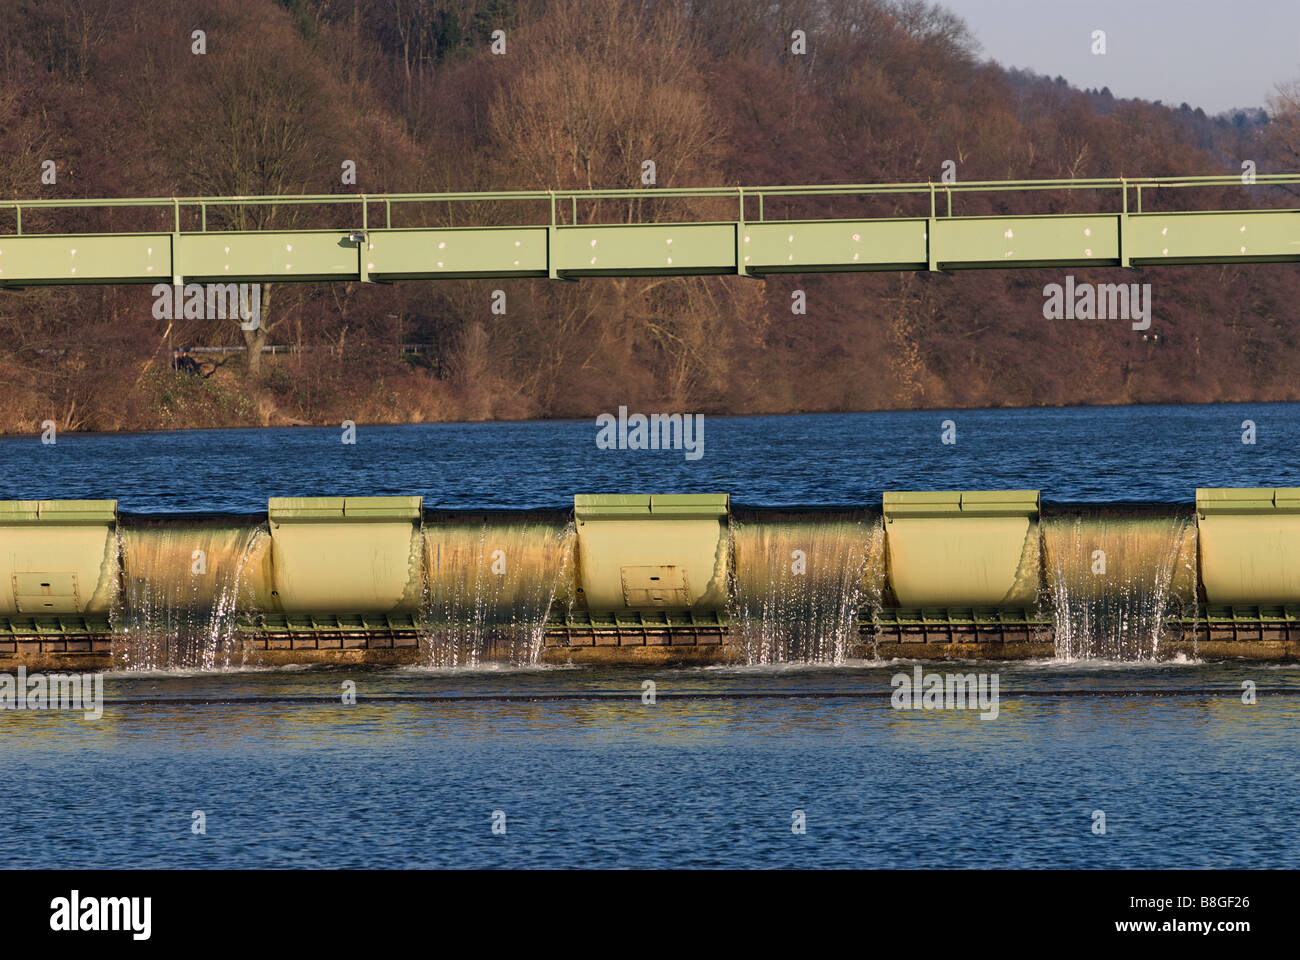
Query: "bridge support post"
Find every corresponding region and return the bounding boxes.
[170,232,182,286]
[736,187,751,278]
[170,198,183,286]
[359,196,370,283]
[1119,178,1131,269]
[547,191,561,280]
[927,183,939,272]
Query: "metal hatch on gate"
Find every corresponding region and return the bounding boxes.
[13,572,83,613]
[621,565,690,607]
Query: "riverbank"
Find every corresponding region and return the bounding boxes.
[7,350,1300,437]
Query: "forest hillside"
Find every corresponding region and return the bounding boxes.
[2,0,1299,432]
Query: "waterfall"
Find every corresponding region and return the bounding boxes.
[420,513,574,667]
[114,519,266,671]
[729,508,885,664]
[1042,506,1197,660]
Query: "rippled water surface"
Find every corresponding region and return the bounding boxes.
[4,402,1300,510]
[3,662,1297,869]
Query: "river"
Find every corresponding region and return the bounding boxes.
[1,403,1297,868]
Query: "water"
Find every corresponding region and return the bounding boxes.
[4,402,1298,511]
[3,403,1299,867]
[730,508,884,663]
[421,514,574,667]
[116,520,265,671]
[1042,506,1200,661]
[2,663,1297,868]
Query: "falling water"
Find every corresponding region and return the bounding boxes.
[729,508,886,664]
[1042,506,1197,661]
[114,518,267,671]
[421,512,574,667]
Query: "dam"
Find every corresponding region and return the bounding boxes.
[3,487,1298,671]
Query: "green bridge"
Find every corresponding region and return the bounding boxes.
[1,174,1297,287]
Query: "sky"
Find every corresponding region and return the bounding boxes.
[936,0,1300,114]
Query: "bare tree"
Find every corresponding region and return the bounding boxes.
[171,33,344,376]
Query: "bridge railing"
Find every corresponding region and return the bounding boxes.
[2,174,1298,236]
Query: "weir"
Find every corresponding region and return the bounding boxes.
[729,507,884,664]
[3,490,1300,670]
[421,511,574,667]
[116,517,265,671]
[1042,506,1198,661]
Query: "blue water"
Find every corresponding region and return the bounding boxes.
[2,404,1299,868]
[1,402,1297,510]
[3,664,1298,868]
